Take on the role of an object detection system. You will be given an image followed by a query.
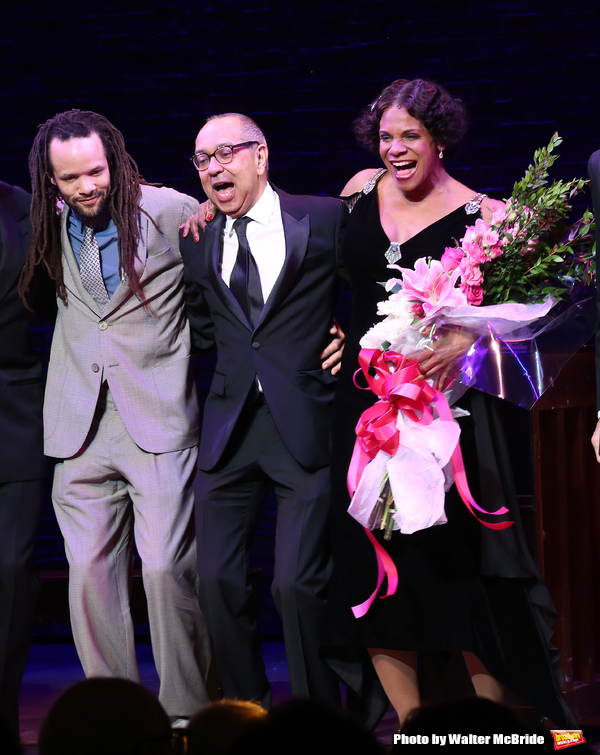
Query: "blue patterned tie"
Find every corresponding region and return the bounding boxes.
[79,226,109,306]
[229,217,264,328]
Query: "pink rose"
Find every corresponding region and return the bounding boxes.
[488,244,504,259]
[461,282,484,305]
[441,246,464,273]
[473,218,488,235]
[491,206,507,225]
[459,259,484,286]
[462,226,479,247]
[465,242,488,264]
[483,229,499,247]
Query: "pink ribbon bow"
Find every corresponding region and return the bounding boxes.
[347,348,513,618]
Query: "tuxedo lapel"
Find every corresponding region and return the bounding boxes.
[207,214,252,328]
[204,195,310,330]
[256,199,309,327]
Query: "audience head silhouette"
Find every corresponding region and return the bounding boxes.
[38,678,171,755]
[185,698,267,755]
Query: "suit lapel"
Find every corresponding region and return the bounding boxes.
[256,193,309,327]
[103,209,148,316]
[60,210,105,315]
[206,191,310,330]
[207,213,252,327]
[61,207,149,317]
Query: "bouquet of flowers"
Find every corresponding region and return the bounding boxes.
[443,133,593,307]
[348,134,595,548]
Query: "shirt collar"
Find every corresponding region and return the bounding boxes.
[68,210,116,237]
[224,183,276,234]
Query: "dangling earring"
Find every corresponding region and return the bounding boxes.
[438,148,444,159]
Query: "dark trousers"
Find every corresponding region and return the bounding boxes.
[195,398,339,707]
[0,478,43,737]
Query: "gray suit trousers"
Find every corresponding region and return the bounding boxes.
[52,387,210,717]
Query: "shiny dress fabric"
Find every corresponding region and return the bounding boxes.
[329,177,575,727]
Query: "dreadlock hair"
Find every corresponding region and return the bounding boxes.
[19,109,148,307]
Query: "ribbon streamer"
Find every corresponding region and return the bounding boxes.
[347,349,513,618]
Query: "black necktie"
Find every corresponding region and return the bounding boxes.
[229,216,264,328]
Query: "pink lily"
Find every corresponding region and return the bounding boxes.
[388,258,468,316]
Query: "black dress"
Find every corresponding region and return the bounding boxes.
[329,172,576,727]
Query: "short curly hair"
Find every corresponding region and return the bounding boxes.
[354,78,468,155]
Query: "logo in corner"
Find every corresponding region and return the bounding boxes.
[551,730,586,750]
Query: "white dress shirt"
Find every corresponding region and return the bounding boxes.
[220,183,285,303]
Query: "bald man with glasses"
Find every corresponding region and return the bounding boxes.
[181,113,346,708]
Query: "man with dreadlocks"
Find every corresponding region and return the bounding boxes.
[19,109,211,722]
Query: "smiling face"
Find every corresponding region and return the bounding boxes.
[194,115,268,218]
[48,132,111,224]
[378,107,442,195]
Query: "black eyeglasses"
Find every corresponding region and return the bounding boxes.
[190,141,259,171]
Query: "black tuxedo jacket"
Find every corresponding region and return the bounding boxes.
[0,181,44,482]
[588,151,600,409]
[181,187,347,471]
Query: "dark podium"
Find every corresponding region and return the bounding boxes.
[532,348,600,720]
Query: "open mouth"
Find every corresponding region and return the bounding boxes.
[391,160,417,176]
[212,181,235,201]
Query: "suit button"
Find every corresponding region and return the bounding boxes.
[251,341,260,350]
[99,322,108,331]
[91,363,100,373]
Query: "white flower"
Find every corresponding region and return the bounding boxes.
[359,311,414,350]
[377,293,414,320]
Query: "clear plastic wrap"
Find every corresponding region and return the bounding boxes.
[370,291,596,410]
[442,294,596,409]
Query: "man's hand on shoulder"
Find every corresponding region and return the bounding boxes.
[320,319,345,375]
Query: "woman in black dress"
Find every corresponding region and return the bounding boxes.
[330,78,574,729]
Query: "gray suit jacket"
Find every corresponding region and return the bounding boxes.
[44,184,200,458]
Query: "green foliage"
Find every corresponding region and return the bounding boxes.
[479,134,595,306]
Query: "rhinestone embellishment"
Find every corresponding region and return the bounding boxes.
[465,192,487,215]
[385,242,402,264]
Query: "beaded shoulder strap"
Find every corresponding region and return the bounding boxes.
[465,192,487,215]
[345,168,387,213]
